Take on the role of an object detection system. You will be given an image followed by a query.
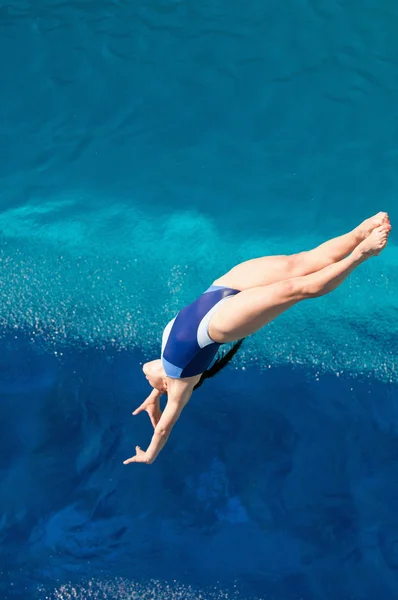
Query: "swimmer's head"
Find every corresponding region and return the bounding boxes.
[142,359,168,393]
[143,339,245,393]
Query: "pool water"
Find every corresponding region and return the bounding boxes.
[0,1,397,599]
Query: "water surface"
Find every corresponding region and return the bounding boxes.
[0,0,397,598]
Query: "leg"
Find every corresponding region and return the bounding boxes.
[213,212,389,291]
[209,225,390,343]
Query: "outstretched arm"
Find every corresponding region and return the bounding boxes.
[124,381,193,465]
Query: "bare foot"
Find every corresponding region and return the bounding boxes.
[355,224,391,258]
[357,212,390,240]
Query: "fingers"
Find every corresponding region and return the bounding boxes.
[132,401,148,415]
[132,392,159,415]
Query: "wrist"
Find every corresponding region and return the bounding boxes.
[145,454,154,464]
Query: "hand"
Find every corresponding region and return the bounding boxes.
[123,446,150,464]
[133,390,162,429]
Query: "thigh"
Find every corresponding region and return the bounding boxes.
[208,279,305,343]
[213,255,296,290]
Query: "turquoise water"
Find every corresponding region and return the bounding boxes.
[0,1,397,599]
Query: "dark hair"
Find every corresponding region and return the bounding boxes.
[193,338,245,391]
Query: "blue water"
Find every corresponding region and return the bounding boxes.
[0,1,398,598]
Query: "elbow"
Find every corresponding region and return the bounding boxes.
[154,425,170,438]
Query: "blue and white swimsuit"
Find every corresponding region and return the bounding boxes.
[161,284,240,379]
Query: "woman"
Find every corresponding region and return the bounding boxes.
[124,213,391,465]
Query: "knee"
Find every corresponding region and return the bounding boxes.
[287,253,307,277]
[280,278,306,301]
[286,276,324,300]
[300,281,329,299]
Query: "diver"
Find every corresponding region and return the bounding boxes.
[124,213,391,465]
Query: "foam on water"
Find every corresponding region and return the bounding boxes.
[40,578,248,600]
[0,196,396,381]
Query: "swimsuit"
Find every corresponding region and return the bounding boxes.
[161,284,240,378]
